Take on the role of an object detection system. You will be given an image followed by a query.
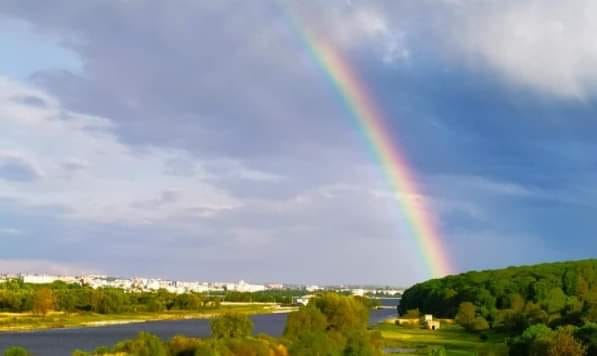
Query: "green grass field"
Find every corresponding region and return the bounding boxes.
[376,321,508,355]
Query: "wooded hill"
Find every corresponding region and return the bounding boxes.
[399,259,597,331]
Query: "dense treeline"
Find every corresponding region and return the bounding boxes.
[0,279,304,315]
[0,280,221,314]
[3,293,383,356]
[400,259,597,326]
[400,259,597,355]
[221,290,305,304]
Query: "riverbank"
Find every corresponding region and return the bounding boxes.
[0,304,396,355]
[0,304,298,333]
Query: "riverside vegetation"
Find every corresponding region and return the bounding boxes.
[0,280,302,331]
[3,293,385,355]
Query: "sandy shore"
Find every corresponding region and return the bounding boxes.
[0,305,298,333]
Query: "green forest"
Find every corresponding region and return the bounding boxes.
[399,259,597,355]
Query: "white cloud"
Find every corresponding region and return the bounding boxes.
[452,0,597,98]
[335,6,410,64]
[0,77,290,224]
[327,6,390,45]
[202,159,283,182]
[290,2,410,64]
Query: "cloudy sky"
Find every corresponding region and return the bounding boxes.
[1,0,596,286]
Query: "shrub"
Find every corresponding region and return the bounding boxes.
[113,332,167,356]
[284,305,327,339]
[288,331,344,356]
[3,347,31,356]
[167,335,203,356]
[507,323,553,356]
[70,351,90,356]
[31,288,55,316]
[472,317,490,332]
[574,322,597,356]
[402,308,421,319]
[146,299,164,312]
[428,346,447,356]
[210,313,253,339]
[546,327,587,356]
[455,302,477,330]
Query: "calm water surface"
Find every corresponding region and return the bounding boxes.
[0,303,397,355]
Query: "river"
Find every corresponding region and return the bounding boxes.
[0,304,397,355]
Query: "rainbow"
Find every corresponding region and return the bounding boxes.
[285,9,453,278]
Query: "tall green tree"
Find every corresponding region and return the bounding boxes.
[286,293,381,356]
[455,302,477,330]
[284,305,327,339]
[311,292,368,333]
[543,288,567,314]
[31,288,55,316]
[210,312,253,339]
[507,324,553,356]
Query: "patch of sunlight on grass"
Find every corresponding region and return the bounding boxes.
[378,323,508,355]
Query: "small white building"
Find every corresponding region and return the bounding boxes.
[306,285,321,292]
[295,295,313,306]
[266,283,284,290]
[23,274,59,284]
[351,289,366,297]
[423,315,441,330]
[176,281,210,293]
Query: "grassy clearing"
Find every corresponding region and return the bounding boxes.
[0,304,296,333]
[376,321,508,355]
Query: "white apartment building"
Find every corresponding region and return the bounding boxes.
[225,280,266,293]
[23,275,60,284]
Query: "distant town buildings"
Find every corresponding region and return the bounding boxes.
[306,285,321,292]
[266,283,284,290]
[1,274,269,294]
[352,288,366,297]
[0,273,404,297]
[23,274,62,284]
[224,280,266,293]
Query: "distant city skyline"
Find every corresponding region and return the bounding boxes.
[1,272,405,296]
[1,272,405,289]
[1,1,596,285]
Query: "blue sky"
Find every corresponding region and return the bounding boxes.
[0,1,596,285]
